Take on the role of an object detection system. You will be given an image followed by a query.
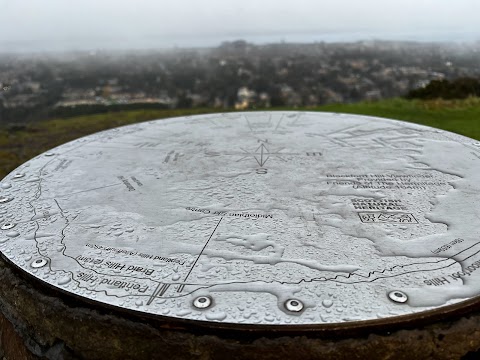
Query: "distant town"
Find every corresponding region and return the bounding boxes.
[1,40,479,123]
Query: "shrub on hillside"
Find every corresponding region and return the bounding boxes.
[406,77,480,100]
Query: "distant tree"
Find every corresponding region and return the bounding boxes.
[176,92,193,108]
[0,100,4,122]
[406,77,480,100]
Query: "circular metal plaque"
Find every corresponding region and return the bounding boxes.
[1,111,480,327]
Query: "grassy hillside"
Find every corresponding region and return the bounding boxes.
[1,97,479,178]
[316,97,480,140]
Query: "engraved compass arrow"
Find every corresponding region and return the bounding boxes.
[254,143,268,167]
[206,141,300,169]
[238,142,291,168]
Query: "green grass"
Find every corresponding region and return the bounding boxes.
[1,97,479,178]
[313,97,480,140]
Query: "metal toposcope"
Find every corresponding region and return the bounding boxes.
[2,112,480,359]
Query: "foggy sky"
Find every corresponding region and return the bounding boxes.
[1,0,479,52]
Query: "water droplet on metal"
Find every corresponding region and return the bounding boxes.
[0,196,13,204]
[265,315,275,322]
[1,222,15,230]
[6,230,19,237]
[285,299,304,313]
[45,152,55,157]
[205,311,227,321]
[12,173,24,179]
[1,183,12,189]
[388,291,408,304]
[322,299,333,308]
[176,309,192,317]
[31,258,48,268]
[58,275,71,285]
[193,296,212,309]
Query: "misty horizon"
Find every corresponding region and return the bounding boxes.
[2,0,480,54]
[2,29,480,54]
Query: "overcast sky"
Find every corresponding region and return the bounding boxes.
[1,0,479,52]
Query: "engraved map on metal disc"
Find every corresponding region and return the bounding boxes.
[1,111,480,326]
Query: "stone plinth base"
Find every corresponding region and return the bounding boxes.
[1,256,480,360]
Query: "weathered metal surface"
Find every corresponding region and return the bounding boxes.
[1,111,480,329]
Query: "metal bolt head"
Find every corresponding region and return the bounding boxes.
[1,223,15,230]
[388,290,408,303]
[31,258,48,268]
[193,296,212,309]
[285,299,304,312]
